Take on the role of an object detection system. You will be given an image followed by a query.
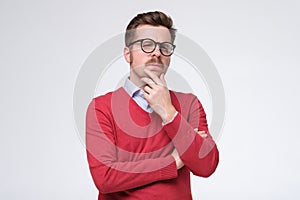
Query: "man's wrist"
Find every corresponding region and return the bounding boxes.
[162,106,177,125]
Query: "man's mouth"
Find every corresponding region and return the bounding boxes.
[145,64,163,72]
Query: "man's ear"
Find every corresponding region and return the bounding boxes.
[124,47,131,64]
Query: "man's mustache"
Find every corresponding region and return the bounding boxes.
[145,58,163,66]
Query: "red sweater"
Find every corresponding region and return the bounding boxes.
[86,87,219,200]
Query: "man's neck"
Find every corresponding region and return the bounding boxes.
[129,76,146,90]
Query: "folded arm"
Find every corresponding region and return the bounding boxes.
[86,99,178,194]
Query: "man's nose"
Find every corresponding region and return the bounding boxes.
[151,45,161,57]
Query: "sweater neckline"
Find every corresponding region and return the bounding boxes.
[117,87,157,116]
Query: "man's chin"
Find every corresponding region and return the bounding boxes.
[149,70,161,77]
[146,67,163,75]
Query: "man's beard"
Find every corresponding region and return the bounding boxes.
[129,53,163,67]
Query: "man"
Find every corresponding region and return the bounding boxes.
[86,11,219,200]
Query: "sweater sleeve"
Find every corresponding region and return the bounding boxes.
[163,95,219,177]
[86,99,178,194]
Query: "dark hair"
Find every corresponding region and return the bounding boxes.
[125,11,177,46]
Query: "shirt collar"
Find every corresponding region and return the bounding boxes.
[123,77,153,113]
[123,77,142,97]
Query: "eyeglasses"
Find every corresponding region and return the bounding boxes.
[128,38,176,56]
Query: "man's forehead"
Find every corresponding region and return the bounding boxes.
[134,25,172,41]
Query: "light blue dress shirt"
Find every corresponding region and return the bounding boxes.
[123,78,153,113]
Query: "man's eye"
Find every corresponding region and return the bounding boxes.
[143,43,153,47]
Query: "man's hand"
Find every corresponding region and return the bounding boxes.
[171,128,208,170]
[194,128,208,138]
[171,149,184,170]
[141,69,176,123]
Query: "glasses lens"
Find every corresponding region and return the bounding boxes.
[141,39,155,53]
[160,43,174,56]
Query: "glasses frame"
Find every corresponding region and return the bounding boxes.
[127,38,176,56]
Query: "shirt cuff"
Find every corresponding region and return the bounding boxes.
[162,111,178,126]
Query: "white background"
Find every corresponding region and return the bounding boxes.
[1,0,299,199]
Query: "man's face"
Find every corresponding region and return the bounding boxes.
[124,25,172,86]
